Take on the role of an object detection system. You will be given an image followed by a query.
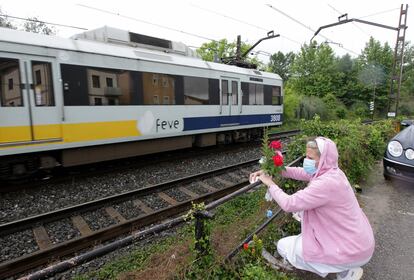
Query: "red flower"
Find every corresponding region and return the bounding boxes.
[243,243,249,250]
[272,154,284,166]
[269,140,282,150]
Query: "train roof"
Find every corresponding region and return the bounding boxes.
[0,27,282,81]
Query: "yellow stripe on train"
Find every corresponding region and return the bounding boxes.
[0,120,141,147]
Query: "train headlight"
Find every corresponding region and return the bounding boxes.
[405,149,414,160]
[388,141,403,157]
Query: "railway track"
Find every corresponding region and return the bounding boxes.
[1,129,301,193]
[0,157,265,279]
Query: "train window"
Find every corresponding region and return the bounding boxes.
[247,83,264,105]
[231,81,238,105]
[255,84,264,105]
[0,58,23,107]
[241,82,249,105]
[61,64,139,106]
[143,72,175,105]
[272,86,282,105]
[222,80,228,105]
[184,76,209,105]
[32,61,55,106]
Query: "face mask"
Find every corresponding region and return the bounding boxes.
[303,158,317,175]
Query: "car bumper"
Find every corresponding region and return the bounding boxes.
[383,157,414,183]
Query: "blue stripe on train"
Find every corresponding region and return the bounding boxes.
[183,114,282,131]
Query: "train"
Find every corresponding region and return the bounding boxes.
[0,26,283,180]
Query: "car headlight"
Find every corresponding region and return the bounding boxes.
[405,148,414,160]
[388,141,403,157]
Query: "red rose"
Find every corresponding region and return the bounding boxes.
[269,140,282,150]
[243,243,249,250]
[272,154,284,166]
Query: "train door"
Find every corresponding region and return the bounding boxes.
[0,55,32,144]
[220,77,240,118]
[0,55,62,145]
[23,57,63,142]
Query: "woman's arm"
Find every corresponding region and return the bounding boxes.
[281,167,312,182]
[259,174,328,212]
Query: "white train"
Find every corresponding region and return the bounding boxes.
[0,26,283,180]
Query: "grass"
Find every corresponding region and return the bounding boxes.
[73,187,299,280]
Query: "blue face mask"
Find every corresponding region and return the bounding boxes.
[303,158,317,175]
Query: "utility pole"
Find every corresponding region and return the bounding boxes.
[387,4,408,118]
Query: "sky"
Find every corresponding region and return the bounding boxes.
[0,0,412,62]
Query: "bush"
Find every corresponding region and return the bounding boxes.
[349,101,370,119]
[296,96,329,120]
[287,116,395,184]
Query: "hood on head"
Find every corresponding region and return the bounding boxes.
[314,137,338,177]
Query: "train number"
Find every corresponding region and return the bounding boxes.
[270,114,281,122]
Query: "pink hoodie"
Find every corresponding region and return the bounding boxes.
[268,137,375,264]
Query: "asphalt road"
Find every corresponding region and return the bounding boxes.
[359,162,414,280]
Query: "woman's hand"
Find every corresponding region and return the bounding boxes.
[249,170,264,184]
[258,173,275,188]
[250,171,276,187]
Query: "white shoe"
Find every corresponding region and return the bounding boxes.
[336,267,363,280]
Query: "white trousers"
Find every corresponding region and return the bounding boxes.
[277,234,371,277]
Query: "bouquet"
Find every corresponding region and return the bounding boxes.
[260,130,285,201]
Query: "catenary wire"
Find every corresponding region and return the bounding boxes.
[190,3,302,46]
[358,7,400,19]
[0,13,88,30]
[77,4,219,43]
[266,3,359,55]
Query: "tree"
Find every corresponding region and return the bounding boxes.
[267,51,295,81]
[23,17,56,35]
[335,54,360,107]
[287,41,340,98]
[355,37,393,115]
[0,8,16,29]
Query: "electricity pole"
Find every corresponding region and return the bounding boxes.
[387,4,408,118]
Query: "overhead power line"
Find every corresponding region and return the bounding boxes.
[77,4,218,43]
[191,3,268,32]
[0,13,88,30]
[191,3,302,46]
[359,7,400,19]
[266,4,359,55]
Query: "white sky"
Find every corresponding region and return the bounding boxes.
[0,0,412,61]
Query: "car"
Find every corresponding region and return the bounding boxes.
[383,120,414,183]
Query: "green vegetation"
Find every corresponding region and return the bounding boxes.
[286,116,395,184]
